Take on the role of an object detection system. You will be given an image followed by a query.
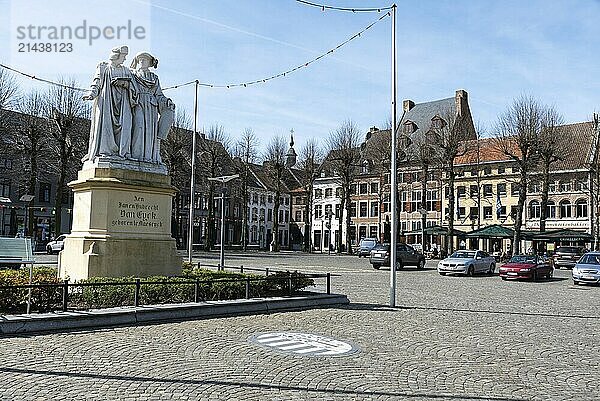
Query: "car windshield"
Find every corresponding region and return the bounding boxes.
[360,240,376,247]
[556,247,581,254]
[450,251,476,259]
[372,244,389,251]
[578,254,600,265]
[508,255,537,264]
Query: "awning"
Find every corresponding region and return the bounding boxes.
[465,224,514,239]
[531,229,593,241]
[404,225,465,236]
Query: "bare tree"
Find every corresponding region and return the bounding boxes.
[537,106,565,232]
[297,138,323,252]
[10,91,51,236]
[47,79,90,236]
[363,128,390,242]
[493,95,542,254]
[161,109,193,246]
[0,68,19,130]
[263,135,287,252]
[327,120,362,254]
[233,128,259,251]
[199,124,231,250]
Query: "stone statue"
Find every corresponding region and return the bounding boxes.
[130,52,175,163]
[83,45,137,161]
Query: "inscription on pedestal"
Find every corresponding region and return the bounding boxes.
[108,193,170,234]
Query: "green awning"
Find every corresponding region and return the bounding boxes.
[531,229,592,241]
[465,224,514,238]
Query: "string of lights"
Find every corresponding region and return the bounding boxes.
[0,11,389,93]
[295,0,393,13]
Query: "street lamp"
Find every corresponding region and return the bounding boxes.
[19,194,35,238]
[208,174,239,270]
[188,80,199,264]
[325,211,333,255]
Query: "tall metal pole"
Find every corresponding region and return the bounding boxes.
[220,187,225,270]
[389,4,398,307]
[188,80,199,264]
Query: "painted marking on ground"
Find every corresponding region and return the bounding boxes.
[248,332,359,357]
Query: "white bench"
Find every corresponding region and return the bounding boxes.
[0,237,34,267]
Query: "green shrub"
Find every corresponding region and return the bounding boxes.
[0,266,61,313]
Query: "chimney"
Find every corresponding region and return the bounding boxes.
[403,100,415,112]
[370,126,379,133]
[455,89,468,116]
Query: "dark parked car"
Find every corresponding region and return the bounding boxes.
[572,252,600,285]
[499,255,553,281]
[369,243,425,270]
[553,246,585,269]
[357,238,378,258]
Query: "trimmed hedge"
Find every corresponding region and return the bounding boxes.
[0,265,314,314]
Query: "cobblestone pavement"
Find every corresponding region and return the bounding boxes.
[1,252,598,400]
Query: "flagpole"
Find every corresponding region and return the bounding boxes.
[389,4,397,307]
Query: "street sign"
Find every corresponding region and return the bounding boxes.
[19,195,35,202]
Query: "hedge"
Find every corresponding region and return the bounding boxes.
[0,265,314,314]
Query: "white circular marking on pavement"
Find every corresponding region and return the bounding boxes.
[248,332,359,357]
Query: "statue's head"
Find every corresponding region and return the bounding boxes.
[109,45,129,66]
[130,52,158,70]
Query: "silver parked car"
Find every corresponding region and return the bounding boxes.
[46,234,67,254]
[572,252,600,285]
[437,250,496,276]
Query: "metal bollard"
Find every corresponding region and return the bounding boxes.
[265,267,269,276]
[326,273,331,294]
[245,276,250,299]
[134,278,141,307]
[240,265,244,273]
[287,271,292,296]
[62,279,69,312]
[194,278,200,302]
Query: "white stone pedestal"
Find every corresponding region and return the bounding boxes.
[59,166,182,281]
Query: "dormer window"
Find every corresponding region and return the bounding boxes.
[403,121,417,134]
[431,116,446,129]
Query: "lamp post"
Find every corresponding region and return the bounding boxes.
[188,80,199,264]
[208,174,239,270]
[389,3,398,307]
[326,211,333,255]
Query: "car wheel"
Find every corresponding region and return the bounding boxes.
[46,246,53,255]
[546,269,553,279]
[439,272,446,276]
[501,276,507,281]
[395,260,404,270]
[573,279,578,285]
[467,265,474,277]
[488,264,495,275]
[417,259,425,270]
[373,264,381,270]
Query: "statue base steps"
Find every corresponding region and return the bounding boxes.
[60,167,182,282]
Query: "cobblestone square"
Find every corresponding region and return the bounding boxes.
[0,252,598,400]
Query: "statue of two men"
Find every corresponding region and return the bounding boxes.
[82,45,175,165]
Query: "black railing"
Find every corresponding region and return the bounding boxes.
[0,271,332,315]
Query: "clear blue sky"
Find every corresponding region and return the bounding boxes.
[1,0,599,153]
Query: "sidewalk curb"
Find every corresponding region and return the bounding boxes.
[0,293,349,335]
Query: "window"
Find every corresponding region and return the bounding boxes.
[426,189,437,211]
[370,182,379,193]
[39,183,51,203]
[383,202,390,213]
[314,189,322,199]
[285,211,289,223]
[483,206,492,219]
[560,181,572,192]
[359,202,368,217]
[528,181,540,193]
[285,197,289,205]
[259,208,265,221]
[510,205,520,219]
[548,182,557,193]
[359,183,368,194]
[456,170,464,177]
[483,184,493,198]
[252,193,258,204]
[0,158,12,169]
[431,117,445,129]
[314,205,322,218]
[359,226,367,240]
[511,183,520,196]
[325,204,333,217]
[268,195,273,203]
[529,201,540,219]
[350,184,357,194]
[576,199,588,218]
[403,121,417,134]
[497,183,506,196]
[401,191,409,212]
[267,209,273,221]
[560,200,571,218]
[335,187,342,197]
[411,191,422,212]
[325,188,333,198]
[370,201,379,217]
[369,225,378,238]
[458,207,466,218]
[457,186,466,198]
[470,185,478,197]
[279,209,284,222]
[251,207,258,221]
[335,204,341,218]
[483,166,491,175]
[350,202,357,217]
[295,196,302,204]
[260,195,266,205]
[497,166,505,174]
[546,201,556,219]
[470,169,478,177]
[499,206,506,218]
[469,207,479,219]
[295,210,302,221]
[0,181,10,197]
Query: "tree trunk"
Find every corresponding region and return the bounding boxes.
[344,190,353,254]
[304,186,313,252]
[206,185,215,251]
[53,145,67,237]
[27,151,37,237]
[539,160,550,232]
[338,190,345,253]
[513,168,528,254]
[447,166,455,254]
[272,192,280,252]
[421,165,428,252]
[241,170,248,251]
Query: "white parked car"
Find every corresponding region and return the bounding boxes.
[437,250,496,276]
[46,234,67,254]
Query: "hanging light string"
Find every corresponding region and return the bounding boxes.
[0,11,390,93]
[295,0,393,13]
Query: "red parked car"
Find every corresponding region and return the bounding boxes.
[499,255,554,281]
